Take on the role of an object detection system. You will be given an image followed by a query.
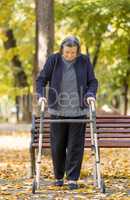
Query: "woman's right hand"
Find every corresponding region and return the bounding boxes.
[38,97,47,105]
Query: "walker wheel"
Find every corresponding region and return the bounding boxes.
[32,179,37,194]
[100,179,106,193]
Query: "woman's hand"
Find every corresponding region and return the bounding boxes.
[87,97,95,104]
[38,97,47,105]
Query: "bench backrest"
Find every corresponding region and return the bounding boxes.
[31,115,130,148]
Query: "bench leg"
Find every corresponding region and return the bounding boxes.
[29,145,35,178]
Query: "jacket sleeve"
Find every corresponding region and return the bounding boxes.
[36,54,55,99]
[85,55,98,99]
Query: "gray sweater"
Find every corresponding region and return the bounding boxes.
[48,57,88,116]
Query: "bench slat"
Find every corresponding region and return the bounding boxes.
[96,124,130,128]
[34,128,130,133]
[96,119,130,123]
[32,139,130,148]
[34,133,130,140]
[35,119,130,124]
[34,124,130,129]
[34,115,130,119]
[96,115,130,119]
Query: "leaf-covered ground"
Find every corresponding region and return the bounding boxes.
[0,133,130,199]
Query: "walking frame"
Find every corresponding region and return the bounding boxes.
[32,100,106,194]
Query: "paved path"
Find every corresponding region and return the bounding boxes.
[0,123,31,132]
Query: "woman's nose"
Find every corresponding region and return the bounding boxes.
[68,54,73,58]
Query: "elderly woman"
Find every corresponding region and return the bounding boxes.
[36,36,98,190]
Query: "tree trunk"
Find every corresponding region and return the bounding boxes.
[33,0,54,113]
[4,29,32,122]
[86,40,101,69]
[4,29,28,88]
[37,0,54,71]
[122,82,128,115]
[122,43,130,115]
[22,93,32,122]
[15,96,20,122]
[92,41,101,69]
[111,95,120,109]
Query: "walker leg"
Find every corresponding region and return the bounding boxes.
[89,101,106,193]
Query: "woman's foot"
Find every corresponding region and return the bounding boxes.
[54,179,64,186]
[68,180,78,190]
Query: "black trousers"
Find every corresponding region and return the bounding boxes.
[50,115,86,181]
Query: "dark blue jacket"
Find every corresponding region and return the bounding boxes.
[36,53,98,109]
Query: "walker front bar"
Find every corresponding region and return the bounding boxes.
[89,99,106,193]
[36,119,93,123]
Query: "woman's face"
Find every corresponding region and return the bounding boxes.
[62,46,78,61]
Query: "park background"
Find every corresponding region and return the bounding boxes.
[0,0,130,199]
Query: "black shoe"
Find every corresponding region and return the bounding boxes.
[54,179,64,186]
[68,182,78,190]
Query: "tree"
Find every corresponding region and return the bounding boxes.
[33,0,54,113]
[4,29,29,122]
[0,0,35,122]
[33,0,54,87]
[55,0,130,114]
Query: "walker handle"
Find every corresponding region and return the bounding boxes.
[40,100,45,112]
[89,100,96,112]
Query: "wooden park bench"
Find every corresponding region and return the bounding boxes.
[30,114,130,177]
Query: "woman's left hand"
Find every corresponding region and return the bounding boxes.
[87,97,95,104]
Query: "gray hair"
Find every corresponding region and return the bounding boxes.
[60,36,80,54]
